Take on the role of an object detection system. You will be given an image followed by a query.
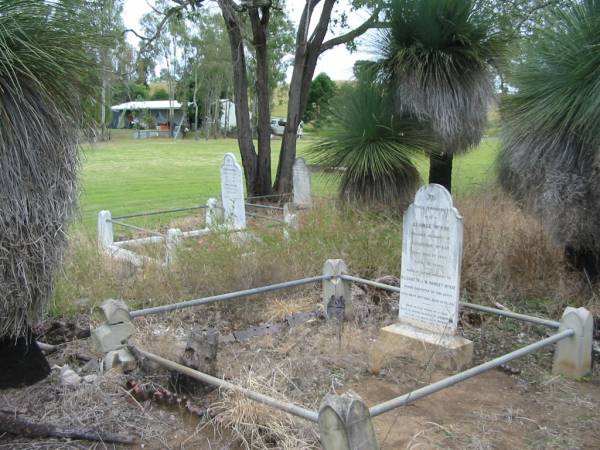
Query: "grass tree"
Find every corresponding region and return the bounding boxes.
[498,0,600,279]
[375,0,504,192]
[310,79,431,206]
[0,1,101,388]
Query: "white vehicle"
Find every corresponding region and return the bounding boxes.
[270,118,303,138]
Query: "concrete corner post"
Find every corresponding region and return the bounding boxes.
[322,259,353,321]
[98,210,113,251]
[283,203,298,240]
[552,306,593,379]
[205,197,221,228]
[319,391,380,450]
[165,228,183,265]
[91,299,137,372]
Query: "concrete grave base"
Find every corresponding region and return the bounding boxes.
[380,323,473,371]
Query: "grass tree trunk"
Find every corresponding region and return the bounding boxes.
[0,328,50,389]
[565,247,600,281]
[428,153,453,192]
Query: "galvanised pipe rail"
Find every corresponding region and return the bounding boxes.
[112,205,206,220]
[340,275,561,329]
[369,328,574,417]
[245,203,285,211]
[130,275,330,318]
[130,345,319,423]
[460,301,560,329]
[108,219,165,238]
[246,212,286,224]
[245,193,291,200]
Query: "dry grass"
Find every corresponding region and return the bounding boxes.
[43,189,600,448]
[210,373,319,449]
[458,189,594,317]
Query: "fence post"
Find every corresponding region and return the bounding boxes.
[91,299,136,372]
[322,259,353,321]
[283,203,298,240]
[98,210,113,251]
[165,228,183,265]
[552,307,593,379]
[319,391,380,450]
[205,197,221,228]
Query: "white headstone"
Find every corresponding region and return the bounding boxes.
[293,158,312,208]
[399,184,464,334]
[220,153,246,230]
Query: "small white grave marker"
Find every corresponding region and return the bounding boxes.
[399,184,463,333]
[220,153,246,230]
[293,158,312,208]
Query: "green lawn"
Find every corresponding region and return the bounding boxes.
[77,129,498,230]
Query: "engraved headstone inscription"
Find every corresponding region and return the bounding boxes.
[399,184,464,334]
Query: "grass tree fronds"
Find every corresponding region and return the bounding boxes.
[499,0,600,257]
[309,80,431,206]
[375,0,506,154]
[501,0,600,144]
[0,1,102,338]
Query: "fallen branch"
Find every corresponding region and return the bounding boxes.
[0,411,137,445]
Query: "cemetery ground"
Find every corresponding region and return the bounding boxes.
[2,132,599,449]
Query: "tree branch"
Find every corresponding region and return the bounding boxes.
[319,5,383,54]
[308,0,335,53]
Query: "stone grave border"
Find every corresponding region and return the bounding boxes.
[93,259,593,450]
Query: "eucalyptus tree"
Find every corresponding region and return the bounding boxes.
[137,0,386,196]
[0,0,102,387]
[498,0,600,279]
[374,0,505,192]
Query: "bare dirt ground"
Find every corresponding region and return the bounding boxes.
[1,285,599,449]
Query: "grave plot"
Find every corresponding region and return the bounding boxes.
[82,186,595,449]
[97,154,311,267]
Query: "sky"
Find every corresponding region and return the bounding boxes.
[122,0,375,81]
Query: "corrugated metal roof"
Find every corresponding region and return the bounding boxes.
[110,100,185,111]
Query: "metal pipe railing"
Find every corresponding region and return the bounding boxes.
[245,193,291,201]
[108,219,165,238]
[245,203,284,211]
[369,329,574,417]
[130,345,319,423]
[460,301,560,329]
[339,275,561,329]
[246,212,286,224]
[130,275,330,318]
[112,205,206,220]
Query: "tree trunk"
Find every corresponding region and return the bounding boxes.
[100,75,107,141]
[218,0,258,195]
[249,7,273,196]
[565,246,600,281]
[274,0,336,194]
[0,326,50,389]
[428,153,453,192]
